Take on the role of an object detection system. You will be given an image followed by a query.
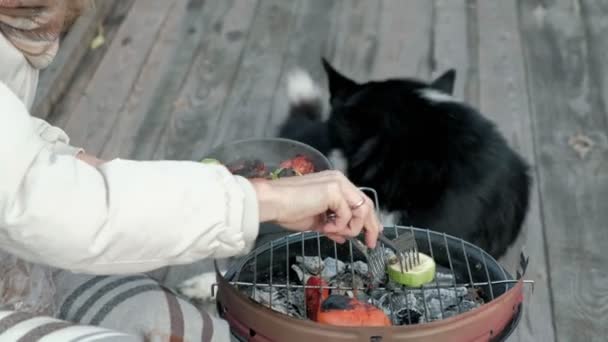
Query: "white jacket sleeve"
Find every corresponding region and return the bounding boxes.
[0,82,259,274]
[29,116,84,157]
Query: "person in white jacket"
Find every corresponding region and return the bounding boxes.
[0,0,381,339]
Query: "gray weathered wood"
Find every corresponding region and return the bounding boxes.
[210,0,296,147]
[372,0,432,80]
[61,0,179,155]
[464,0,480,107]
[476,1,555,341]
[49,0,136,129]
[149,0,260,161]
[323,0,382,82]
[432,0,470,101]
[265,0,338,136]
[98,0,197,160]
[519,0,608,340]
[32,0,116,119]
[580,0,608,124]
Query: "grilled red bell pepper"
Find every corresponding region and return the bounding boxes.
[316,295,392,327]
[279,155,315,175]
[305,276,329,321]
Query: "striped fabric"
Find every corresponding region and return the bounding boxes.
[0,310,137,341]
[52,273,226,342]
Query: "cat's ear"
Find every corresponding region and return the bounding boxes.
[322,58,358,104]
[430,69,456,95]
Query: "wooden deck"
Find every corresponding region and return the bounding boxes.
[35,0,608,341]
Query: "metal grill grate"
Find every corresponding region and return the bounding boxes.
[223,226,531,326]
[219,189,533,326]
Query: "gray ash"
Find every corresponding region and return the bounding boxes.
[248,256,484,325]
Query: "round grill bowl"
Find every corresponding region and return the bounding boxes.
[205,137,332,171]
[215,228,524,342]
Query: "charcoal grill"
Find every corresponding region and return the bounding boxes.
[214,225,530,342]
[204,138,531,341]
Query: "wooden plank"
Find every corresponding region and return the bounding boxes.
[147,0,261,285]
[464,0,480,107]
[210,0,297,147]
[48,0,136,129]
[61,0,179,155]
[372,0,433,79]
[148,0,259,161]
[518,0,608,340]
[323,0,382,81]
[265,0,338,136]
[476,1,555,341]
[580,0,608,123]
[432,0,470,101]
[32,0,116,119]
[99,0,204,160]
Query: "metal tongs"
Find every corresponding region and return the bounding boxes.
[348,232,420,285]
[326,188,421,285]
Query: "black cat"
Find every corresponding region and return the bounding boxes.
[278,59,531,258]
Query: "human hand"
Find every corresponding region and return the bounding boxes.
[250,171,382,248]
[76,151,105,167]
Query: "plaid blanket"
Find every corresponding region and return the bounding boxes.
[0,0,88,69]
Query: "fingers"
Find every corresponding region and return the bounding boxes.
[268,169,382,248]
[320,171,381,245]
[324,233,346,244]
[346,195,367,237]
[363,199,381,248]
[325,186,353,233]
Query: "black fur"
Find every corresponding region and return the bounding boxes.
[279,92,332,155]
[279,58,531,259]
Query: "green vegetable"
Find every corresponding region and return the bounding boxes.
[386,253,436,287]
[201,158,221,165]
[270,168,284,180]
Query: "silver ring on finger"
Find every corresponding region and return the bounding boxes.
[350,196,366,210]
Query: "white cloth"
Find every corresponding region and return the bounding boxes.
[0,30,37,109]
[0,32,81,157]
[0,33,259,275]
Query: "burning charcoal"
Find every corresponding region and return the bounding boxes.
[330,272,368,296]
[394,308,423,325]
[321,258,346,279]
[350,261,369,275]
[250,287,305,319]
[423,287,469,309]
[371,285,481,324]
[290,264,307,283]
[418,287,469,321]
[295,256,324,275]
[464,287,484,303]
[460,298,481,312]
[388,292,425,320]
[435,272,455,283]
[251,287,288,313]
[288,289,305,316]
[418,272,457,290]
